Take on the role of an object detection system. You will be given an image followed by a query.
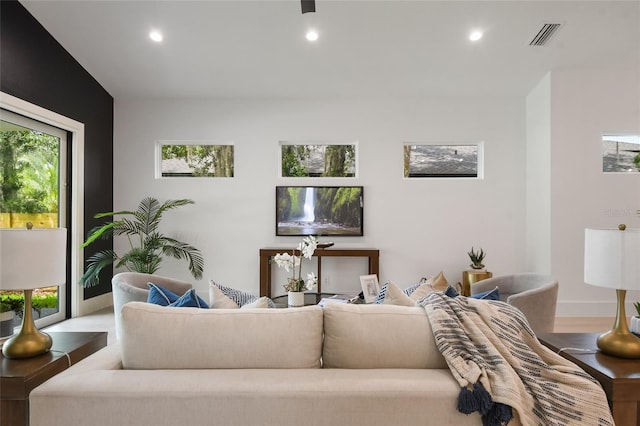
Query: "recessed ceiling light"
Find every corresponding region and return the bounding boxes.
[306,29,319,42]
[149,30,163,42]
[469,31,483,42]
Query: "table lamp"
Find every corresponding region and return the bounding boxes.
[584,224,640,359]
[0,225,67,359]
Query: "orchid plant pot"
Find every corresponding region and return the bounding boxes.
[287,291,305,308]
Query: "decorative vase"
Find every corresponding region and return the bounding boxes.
[288,291,305,308]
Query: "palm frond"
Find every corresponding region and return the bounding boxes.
[117,247,162,275]
[80,250,117,287]
[113,217,145,237]
[160,237,204,279]
[135,197,161,236]
[93,209,136,219]
[81,222,117,248]
[154,199,194,223]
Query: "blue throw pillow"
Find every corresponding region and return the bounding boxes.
[147,283,180,306]
[169,289,209,308]
[443,284,460,298]
[441,284,500,301]
[147,283,209,308]
[471,287,500,301]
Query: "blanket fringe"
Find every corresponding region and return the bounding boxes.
[458,383,512,426]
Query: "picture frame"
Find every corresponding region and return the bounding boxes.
[360,274,380,303]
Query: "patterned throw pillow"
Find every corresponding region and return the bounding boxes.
[209,280,275,308]
[373,281,389,304]
[374,280,416,306]
[375,278,438,304]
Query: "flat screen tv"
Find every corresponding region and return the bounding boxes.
[276,186,363,236]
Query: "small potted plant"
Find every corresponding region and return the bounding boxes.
[631,302,640,336]
[467,247,486,270]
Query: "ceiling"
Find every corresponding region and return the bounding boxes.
[20,0,640,100]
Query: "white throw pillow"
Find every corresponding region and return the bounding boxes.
[240,296,270,309]
[381,280,416,306]
[208,281,239,309]
[409,281,436,302]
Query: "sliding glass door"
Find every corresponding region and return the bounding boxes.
[0,108,67,328]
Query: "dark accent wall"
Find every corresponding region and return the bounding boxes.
[1,1,114,308]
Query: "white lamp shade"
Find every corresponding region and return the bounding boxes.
[584,228,640,290]
[0,228,67,290]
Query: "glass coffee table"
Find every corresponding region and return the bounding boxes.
[271,292,360,308]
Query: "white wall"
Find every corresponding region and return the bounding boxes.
[549,64,640,316]
[114,97,526,299]
[525,74,552,273]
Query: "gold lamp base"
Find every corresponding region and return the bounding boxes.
[597,289,640,359]
[1,289,52,359]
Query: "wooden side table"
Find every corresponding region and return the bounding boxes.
[538,332,640,426]
[1,331,108,426]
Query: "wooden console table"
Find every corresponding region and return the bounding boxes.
[260,248,379,297]
[1,331,108,426]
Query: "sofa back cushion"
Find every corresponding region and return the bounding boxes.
[120,302,323,369]
[322,303,447,369]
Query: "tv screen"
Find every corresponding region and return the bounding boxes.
[276,186,363,236]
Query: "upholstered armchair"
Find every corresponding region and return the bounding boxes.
[470,273,559,334]
[112,272,192,339]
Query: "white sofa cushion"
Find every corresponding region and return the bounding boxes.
[120,302,323,369]
[322,303,447,369]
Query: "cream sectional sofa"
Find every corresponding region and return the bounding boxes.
[30,302,521,426]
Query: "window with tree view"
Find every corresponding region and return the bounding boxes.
[403,143,482,178]
[280,143,356,177]
[159,143,234,177]
[602,135,640,173]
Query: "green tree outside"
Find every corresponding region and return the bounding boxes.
[0,129,59,214]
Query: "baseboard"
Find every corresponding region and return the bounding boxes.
[556,300,636,317]
[76,292,113,317]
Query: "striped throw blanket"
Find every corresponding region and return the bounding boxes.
[419,292,614,426]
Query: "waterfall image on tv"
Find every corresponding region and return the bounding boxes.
[276,186,363,236]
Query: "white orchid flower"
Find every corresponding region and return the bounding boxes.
[273,253,293,272]
[305,272,318,290]
[301,235,318,259]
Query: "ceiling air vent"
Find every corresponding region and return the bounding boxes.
[529,23,562,46]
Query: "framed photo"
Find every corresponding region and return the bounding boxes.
[360,274,380,303]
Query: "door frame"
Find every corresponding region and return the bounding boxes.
[1,92,111,319]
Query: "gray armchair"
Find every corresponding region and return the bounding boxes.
[112,272,192,339]
[470,273,559,334]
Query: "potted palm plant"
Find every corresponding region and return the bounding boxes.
[80,197,204,287]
